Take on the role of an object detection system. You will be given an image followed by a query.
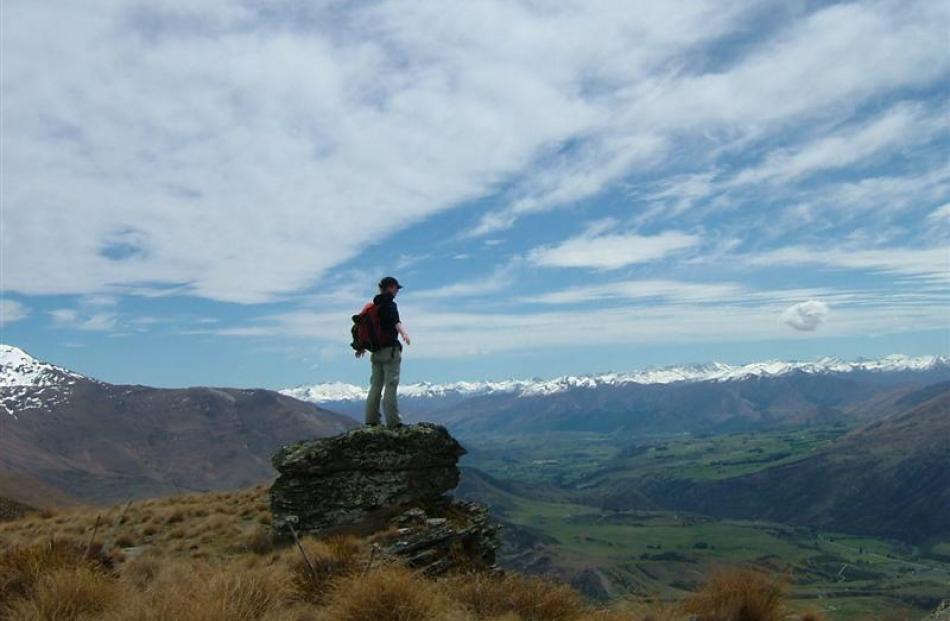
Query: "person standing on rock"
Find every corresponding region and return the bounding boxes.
[357,276,411,428]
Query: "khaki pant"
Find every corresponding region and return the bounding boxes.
[365,346,402,427]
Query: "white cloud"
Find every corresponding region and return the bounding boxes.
[928,203,950,223]
[0,300,29,325]
[410,263,521,300]
[529,229,699,270]
[527,279,745,304]
[472,1,949,233]
[730,102,945,187]
[49,309,118,332]
[472,132,668,236]
[637,2,948,129]
[4,0,760,303]
[208,296,945,359]
[750,246,950,283]
[781,300,830,331]
[643,107,949,231]
[5,1,946,303]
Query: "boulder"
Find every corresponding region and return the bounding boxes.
[269,423,466,535]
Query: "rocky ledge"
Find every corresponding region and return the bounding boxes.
[269,423,499,573]
[377,500,500,576]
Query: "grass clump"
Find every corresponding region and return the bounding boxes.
[0,538,112,605]
[5,565,125,620]
[286,536,362,604]
[682,567,787,621]
[446,572,586,621]
[324,564,461,621]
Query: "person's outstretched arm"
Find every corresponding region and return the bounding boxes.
[396,322,411,345]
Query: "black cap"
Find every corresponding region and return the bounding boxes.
[379,276,403,290]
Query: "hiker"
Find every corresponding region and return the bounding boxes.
[355,276,411,428]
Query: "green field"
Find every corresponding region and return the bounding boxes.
[459,427,950,619]
[464,426,847,487]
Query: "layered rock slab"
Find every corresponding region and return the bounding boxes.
[270,423,466,535]
[381,500,500,576]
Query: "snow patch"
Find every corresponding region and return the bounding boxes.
[0,344,87,417]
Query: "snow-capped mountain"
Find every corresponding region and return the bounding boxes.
[0,344,87,387]
[0,344,90,417]
[282,354,950,404]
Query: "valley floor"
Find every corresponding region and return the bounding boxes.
[459,428,950,619]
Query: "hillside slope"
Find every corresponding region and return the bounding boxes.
[1,345,356,504]
[632,386,950,542]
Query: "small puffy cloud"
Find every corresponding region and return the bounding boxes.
[781,300,829,331]
[0,299,29,325]
[529,229,699,270]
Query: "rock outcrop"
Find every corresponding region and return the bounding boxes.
[379,500,500,575]
[269,423,499,574]
[270,423,465,534]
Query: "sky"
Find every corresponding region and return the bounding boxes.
[1,0,948,389]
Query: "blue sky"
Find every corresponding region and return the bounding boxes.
[2,0,948,389]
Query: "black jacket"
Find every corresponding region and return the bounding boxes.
[373,292,401,349]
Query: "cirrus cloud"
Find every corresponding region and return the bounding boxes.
[528,229,699,270]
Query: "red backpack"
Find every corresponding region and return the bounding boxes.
[350,302,387,353]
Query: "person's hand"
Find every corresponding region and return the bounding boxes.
[403,335,411,346]
[355,350,366,358]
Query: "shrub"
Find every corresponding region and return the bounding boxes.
[682,567,787,621]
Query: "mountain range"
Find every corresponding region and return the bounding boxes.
[3,342,948,533]
[284,354,950,435]
[0,345,355,505]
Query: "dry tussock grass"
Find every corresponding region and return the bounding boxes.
[5,565,121,620]
[445,572,586,620]
[682,567,787,621]
[324,564,464,621]
[0,538,112,605]
[0,486,814,621]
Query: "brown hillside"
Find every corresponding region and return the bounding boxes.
[0,486,811,621]
[1,380,357,505]
[0,472,78,509]
[0,496,35,523]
